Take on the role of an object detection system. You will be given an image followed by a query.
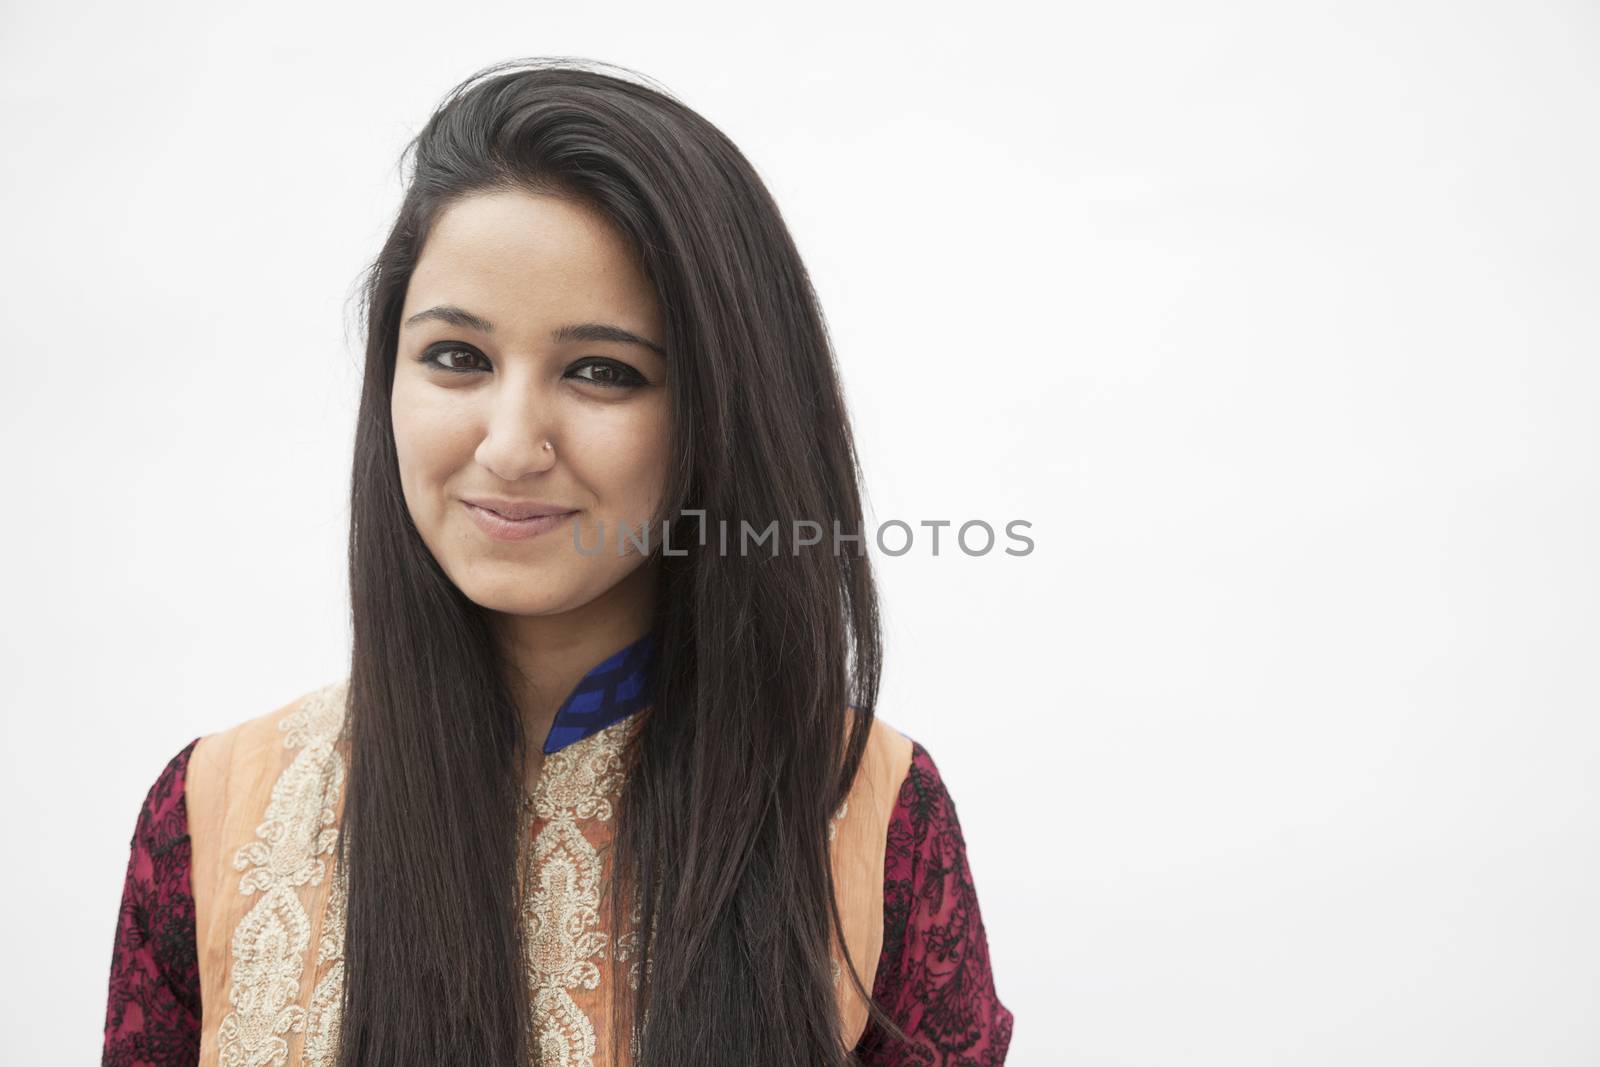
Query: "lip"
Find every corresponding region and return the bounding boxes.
[461,500,579,542]
[462,497,576,520]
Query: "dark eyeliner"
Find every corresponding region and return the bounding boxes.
[414,346,645,387]
[567,357,647,389]
[416,343,486,373]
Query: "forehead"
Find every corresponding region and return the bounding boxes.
[403,189,661,334]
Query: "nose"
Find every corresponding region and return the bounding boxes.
[473,377,559,482]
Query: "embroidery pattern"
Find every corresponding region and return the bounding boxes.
[110,715,1016,1067]
[521,716,632,1067]
[614,874,657,1058]
[211,688,637,1067]
[854,741,1014,1063]
[216,679,349,1067]
[103,738,203,1066]
[302,855,347,1067]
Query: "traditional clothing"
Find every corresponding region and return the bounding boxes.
[104,631,1013,1065]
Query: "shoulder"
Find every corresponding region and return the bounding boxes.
[197,675,349,748]
[880,738,951,894]
[125,675,343,869]
[127,737,202,858]
[188,678,350,788]
[889,739,947,829]
[182,677,350,861]
[842,708,917,809]
[115,735,202,973]
[882,737,1005,925]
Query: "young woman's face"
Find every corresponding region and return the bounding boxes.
[391,189,670,619]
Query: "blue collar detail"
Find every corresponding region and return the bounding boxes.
[542,629,658,754]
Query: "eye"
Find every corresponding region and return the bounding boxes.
[417,343,488,373]
[412,347,486,375]
[567,358,647,389]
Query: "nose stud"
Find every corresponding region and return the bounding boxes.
[543,440,555,454]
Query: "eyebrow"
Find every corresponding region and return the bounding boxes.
[403,304,666,358]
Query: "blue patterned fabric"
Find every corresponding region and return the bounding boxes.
[542,629,659,754]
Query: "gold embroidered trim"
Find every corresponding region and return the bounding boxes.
[521,719,631,1067]
[614,874,657,1058]
[302,856,347,1067]
[216,679,349,1067]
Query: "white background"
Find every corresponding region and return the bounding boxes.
[3,1,1597,1063]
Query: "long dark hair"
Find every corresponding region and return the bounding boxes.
[339,57,899,1065]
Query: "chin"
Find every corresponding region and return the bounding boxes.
[440,558,575,615]
[464,583,580,618]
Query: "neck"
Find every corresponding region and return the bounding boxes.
[490,558,659,777]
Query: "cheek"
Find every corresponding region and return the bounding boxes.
[391,380,473,500]
[568,399,670,515]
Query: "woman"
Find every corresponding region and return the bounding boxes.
[103,58,1013,1067]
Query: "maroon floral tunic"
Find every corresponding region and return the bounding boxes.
[104,734,1012,1065]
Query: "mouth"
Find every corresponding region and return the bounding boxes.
[462,501,580,542]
